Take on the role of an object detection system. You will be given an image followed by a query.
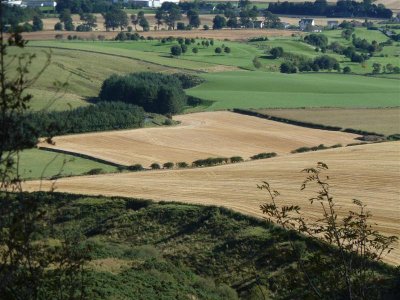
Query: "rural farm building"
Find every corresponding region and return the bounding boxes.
[327,20,339,28]
[299,18,315,30]
[116,0,179,8]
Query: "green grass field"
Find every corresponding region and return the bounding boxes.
[255,108,400,136]
[187,71,400,110]
[8,46,175,111]
[17,149,117,180]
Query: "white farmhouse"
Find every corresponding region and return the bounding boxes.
[299,18,315,31]
[115,0,180,8]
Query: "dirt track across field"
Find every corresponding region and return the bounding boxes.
[25,141,400,265]
[39,111,360,167]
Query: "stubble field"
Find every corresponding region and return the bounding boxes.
[39,111,360,166]
[25,141,400,265]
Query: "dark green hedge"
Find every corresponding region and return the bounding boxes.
[27,102,145,137]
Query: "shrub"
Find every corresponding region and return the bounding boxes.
[163,162,174,169]
[177,162,189,168]
[177,22,185,30]
[270,47,284,58]
[253,57,262,69]
[343,66,351,74]
[203,25,209,30]
[304,34,328,48]
[280,62,297,73]
[291,144,328,153]
[54,22,63,31]
[85,168,105,175]
[171,45,182,56]
[215,47,222,54]
[128,164,144,171]
[230,156,244,163]
[192,157,228,167]
[224,47,231,53]
[192,47,198,54]
[250,152,277,160]
[181,44,188,53]
[150,163,161,170]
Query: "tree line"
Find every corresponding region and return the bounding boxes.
[99,72,201,115]
[3,102,146,151]
[268,0,393,18]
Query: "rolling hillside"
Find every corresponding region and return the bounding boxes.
[25,141,400,265]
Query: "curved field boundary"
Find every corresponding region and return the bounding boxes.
[38,147,125,168]
[28,45,208,74]
[232,108,386,137]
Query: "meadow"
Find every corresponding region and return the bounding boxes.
[187,71,400,110]
[17,148,117,180]
[25,141,400,265]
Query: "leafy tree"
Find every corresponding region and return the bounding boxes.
[372,62,381,74]
[187,9,201,28]
[163,162,174,169]
[103,8,128,31]
[54,22,63,30]
[342,28,354,40]
[160,2,182,30]
[212,15,226,30]
[270,47,284,58]
[150,163,161,169]
[259,162,398,299]
[227,17,238,29]
[176,22,185,30]
[263,11,282,28]
[180,44,188,53]
[280,61,297,73]
[192,47,199,54]
[215,47,222,54]
[155,9,164,30]
[131,14,139,31]
[171,45,182,56]
[139,15,150,31]
[224,46,231,53]
[32,15,43,31]
[304,34,328,48]
[79,12,97,30]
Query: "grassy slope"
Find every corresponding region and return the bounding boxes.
[8,46,174,111]
[18,193,398,299]
[17,149,117,180]
[255,108,400,136]
[187,71,400,110]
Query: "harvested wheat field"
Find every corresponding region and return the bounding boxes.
[25,141,400,264]
[40,111,359,167]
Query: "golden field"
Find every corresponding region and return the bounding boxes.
[39,111,360,167]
